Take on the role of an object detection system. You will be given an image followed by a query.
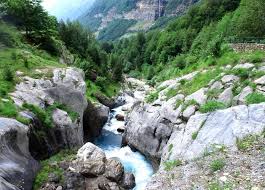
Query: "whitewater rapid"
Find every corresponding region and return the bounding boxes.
[95,102,154,190]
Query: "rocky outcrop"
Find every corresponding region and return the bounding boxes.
[41,143,135,190]
[0,118,39,190]
[9,67,88,160]
[83,101,110,142]
[162,103,265,162]
[123,103,173,169]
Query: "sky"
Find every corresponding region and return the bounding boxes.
[42,0,95,20]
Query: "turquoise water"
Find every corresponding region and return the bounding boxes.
[95,107,154,190]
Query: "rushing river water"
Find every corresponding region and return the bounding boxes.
[95,101,154,190]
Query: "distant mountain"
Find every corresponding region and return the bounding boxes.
[78,0,199,41]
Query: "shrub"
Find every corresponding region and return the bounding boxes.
[164,160,182,171]
[192,131,199,140]
[146,91,159,103]
[0,101,18,117]
[236,135,257,151]
[33,149,76,190]
[199,101,226,113]
[3,67,14,82]
[210,159,225,172]
[245,92,265,105]
[232,68,249,80]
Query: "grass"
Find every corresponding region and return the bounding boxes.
[245,92,265,105]
[192,131,199,140]
[181,99,198,112]
[23,102,79,128]
[207,89,223,100]
[236,135,257,151]
[146,91,159,103]
[0,100,18,117]
[208,180,233,190]
[165,88,178,100]
[86,80,121,102]
[199,101,226,113]
[33,149,76,190]
[164,159,182,171]
[168,144,173,152]
[210,159,226,172]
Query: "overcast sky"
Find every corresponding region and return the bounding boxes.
[42,0,94,20]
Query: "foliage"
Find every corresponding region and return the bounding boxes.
[23,103,79,128]
[192,131,199,140]
[146,91,159,103]
[98,19,137,41]
[245,93,265,105]
[0,100,17,117]
[164,160,182,171]
[236,135,257,151]
[210,159,226,172]
[33,149,76,190]
[199,101,226,113]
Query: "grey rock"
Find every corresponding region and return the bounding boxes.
[210,81,223,90]
[234,86,253,105]
[104,159,124,182]
[0,118,39,190]
[233,63,255,70]
[218,87,233,105]
[221,75,240,84]
[185,88,207,106]
[182,105,196,120]
[76,143,106,176]
[121,172,136,189]
[162,103,265,162]
[123,103,173,169]
[254,76,265,85]
[160,94,184,123]
[83,102,110,142]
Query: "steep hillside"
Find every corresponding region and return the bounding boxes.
[78,0,198,40]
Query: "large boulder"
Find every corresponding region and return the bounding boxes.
[123,103,173,169]
[10,68,88,159]
[83,102,109,142]
[0,118,39,190]
[162,103,265,162]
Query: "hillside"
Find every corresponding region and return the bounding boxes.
[78,0,198,40]
[0,0,265,190]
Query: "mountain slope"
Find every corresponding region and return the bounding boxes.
[78,0,199,40]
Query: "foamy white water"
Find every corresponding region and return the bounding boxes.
[95,99,154,190]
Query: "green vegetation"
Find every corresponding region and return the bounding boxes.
[210,159,226,172]
[208,181,233,190]
[245,93,265,105]
[33,149,76,190]
[0,100,18,117]
[181,99,198,112]
[199,101,226,113]
[23,103,79,128]
[192,131,199,140]
[168,144,174,152]
[98,19,137,41]
[236,135,257,151]
[164,159,182,171]
[146,91,159,103]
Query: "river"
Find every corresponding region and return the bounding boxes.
[95,94,154,190]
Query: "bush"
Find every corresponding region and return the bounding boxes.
[199,101,226,113]
[236,135,257,151]
[245,92,265,105]
[164,160,182,171]
[0,101,18,117]
[146,91,159,103]
[3,67,14,82]
[210,159,225,172]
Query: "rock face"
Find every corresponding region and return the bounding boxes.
[79,0,198,38]
[83,101,110,142]
[10,67,88,160]
[0,118,39,190]
[123,103,173,169]
[162,103,265,162]
[41,143,135,190]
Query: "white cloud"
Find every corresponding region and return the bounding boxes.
[42,0,94,20]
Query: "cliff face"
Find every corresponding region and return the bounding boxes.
[79,0,198,40]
